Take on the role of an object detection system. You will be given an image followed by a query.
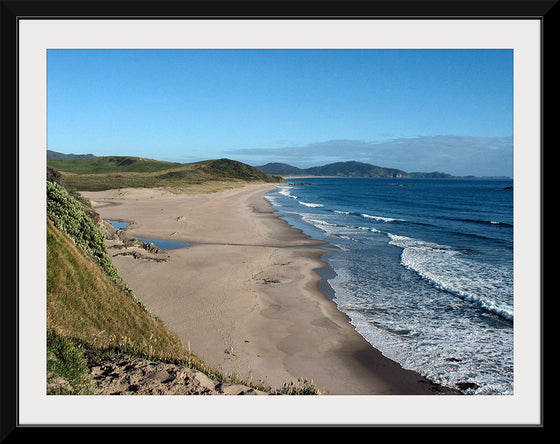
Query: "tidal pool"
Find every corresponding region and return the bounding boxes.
[107,220,190,249]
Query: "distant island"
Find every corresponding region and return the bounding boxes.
[255,161,452,178]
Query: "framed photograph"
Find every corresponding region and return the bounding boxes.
[5,0,551,431]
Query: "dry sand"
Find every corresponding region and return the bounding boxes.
[82,183,455,395]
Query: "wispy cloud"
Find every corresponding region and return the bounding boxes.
[226,135,513,177]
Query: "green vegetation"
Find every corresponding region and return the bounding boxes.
[46,176,220,393]
[47,155,182,174]
[46,216,206,392]
[47,156,285,191]
[47,180,121,281]
[47,328,96,395]
[46,171,320,395]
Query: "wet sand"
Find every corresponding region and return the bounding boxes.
[82,183,455,395]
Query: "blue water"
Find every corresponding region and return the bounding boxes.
[107,220,190,249]
[136,237,191,250]
[107,220,130,230]
[265,177,514,395]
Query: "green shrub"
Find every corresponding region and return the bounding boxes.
[46,180,121,282]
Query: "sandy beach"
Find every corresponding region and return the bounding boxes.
[82,183,454,395]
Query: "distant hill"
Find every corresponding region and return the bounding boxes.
[256,161,452,178]
[47,150,96,160]
[254,162,307,176]
[47,155,285,191]
[47,155,182,174]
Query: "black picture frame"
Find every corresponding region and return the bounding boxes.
[3,0,554,435]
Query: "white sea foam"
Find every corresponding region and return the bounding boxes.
[307,218,335,228]
[301,212,385,240]
[278,186,298,199]
[361,213,403,222]
[329,262,513,394]
[299,201,324,207]
[264,194,282,207]
[387,233,513,321]
[354,225,382,233]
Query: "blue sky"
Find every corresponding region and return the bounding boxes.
[47,49,513,176]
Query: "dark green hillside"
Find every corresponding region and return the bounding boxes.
[48,156,285,191]
[197,158,284,182]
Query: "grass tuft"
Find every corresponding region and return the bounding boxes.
[280,378,324,395]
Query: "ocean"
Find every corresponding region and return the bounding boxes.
[265,177,514,395]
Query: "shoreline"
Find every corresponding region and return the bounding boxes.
[82,183,457,395]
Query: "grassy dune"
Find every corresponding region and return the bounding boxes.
[47,218,193,364]
[46,195,223,394]
[46,179,223,393]
[46,172,319,395]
